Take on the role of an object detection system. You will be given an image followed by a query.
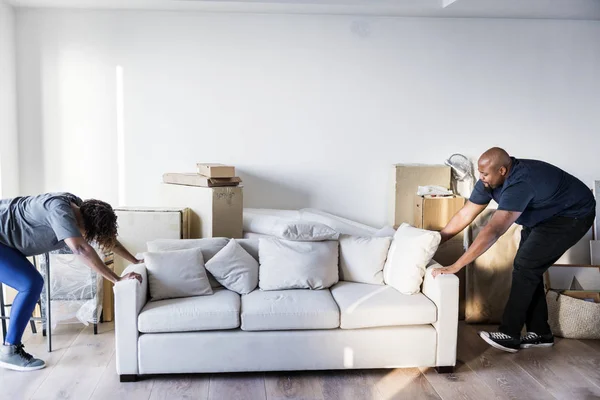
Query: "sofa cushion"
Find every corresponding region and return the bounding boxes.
[241,289,340,331]
[338,234,392,285]
[138,288,240,333]
[330,281,437,329]
[259,238,339,290]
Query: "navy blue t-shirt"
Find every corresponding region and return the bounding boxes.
[469,157,596,228]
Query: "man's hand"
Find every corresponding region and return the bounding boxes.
[432,264,461,279]
[120,272,143,284]
[135,259,144,264]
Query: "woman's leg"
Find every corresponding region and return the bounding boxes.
[0,243,44,345]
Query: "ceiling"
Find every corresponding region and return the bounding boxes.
[6,0,600,20]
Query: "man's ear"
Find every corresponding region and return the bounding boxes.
[499,166,507,176]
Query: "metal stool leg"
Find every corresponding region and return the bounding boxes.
[44,253,52,353]
[0,283,7,344]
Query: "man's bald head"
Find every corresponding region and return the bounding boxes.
[477,147,513,190]
[479,147,511,170]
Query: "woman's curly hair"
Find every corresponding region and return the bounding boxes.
[79,199,118,251]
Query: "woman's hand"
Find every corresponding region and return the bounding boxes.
[119,272,143,284]
[431,264,461,279]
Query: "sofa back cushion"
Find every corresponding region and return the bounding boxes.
[338,234,392,285]
[258,238,339,290]
[383,223,441,294]
[145,247,213,301]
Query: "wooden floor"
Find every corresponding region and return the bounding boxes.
[1,322,599,400]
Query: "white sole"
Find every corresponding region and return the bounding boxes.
[520,343,554,349]
[479,332,519,353]
[0,360,46,372]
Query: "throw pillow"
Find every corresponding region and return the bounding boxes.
[383,223,441,294]
[339,234,392,285]
[205,239,259,295]
[144,247,213,301]
[259,238,339,290]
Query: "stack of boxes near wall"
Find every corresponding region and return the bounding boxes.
[390,164,467,319]
[161,163,244,240]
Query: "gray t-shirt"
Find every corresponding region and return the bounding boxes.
[0,192,83,256]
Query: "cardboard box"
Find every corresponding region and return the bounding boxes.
[114,207,191,275]
[391,164,451,229]
[197,163,235,178]
[163,173,241,187]
[159,184,243,239]
[414,195,465,231]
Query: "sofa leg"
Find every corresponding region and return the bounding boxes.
[435,366,455,374]
[120,374,138,382]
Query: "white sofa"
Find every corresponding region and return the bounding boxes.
[114,238,458,382]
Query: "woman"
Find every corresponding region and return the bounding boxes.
[0,192,142,371]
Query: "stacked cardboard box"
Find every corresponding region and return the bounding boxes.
[160,163,243,239]
[163,163,241,188]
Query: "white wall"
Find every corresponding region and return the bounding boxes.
[0,1,19,198]
[15,10,600,237]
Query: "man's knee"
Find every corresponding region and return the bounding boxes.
[513,257,544,284]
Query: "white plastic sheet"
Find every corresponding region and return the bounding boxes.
[37,247,104,329]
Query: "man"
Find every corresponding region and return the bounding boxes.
[433,148,596,353]
[0,192,142,371]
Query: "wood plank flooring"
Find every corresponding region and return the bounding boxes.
[1,322,599,400]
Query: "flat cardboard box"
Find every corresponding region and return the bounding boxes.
[391,164,451,229]
[197,163,236,178]
[159,183,243,239]
[114,207,191,275]
[163,173,241,187]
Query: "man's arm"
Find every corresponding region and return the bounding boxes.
[64,237,142,284]
[440,201,488,244]
[432,210,521,278]
[112,240,143,265]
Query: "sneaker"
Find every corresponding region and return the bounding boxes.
[520,332,554,349]
[479,331,520,353]
[0,343,46,371]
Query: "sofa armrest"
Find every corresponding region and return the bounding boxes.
[114,263,148,376]
[422,261,459,367]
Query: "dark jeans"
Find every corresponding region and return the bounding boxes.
[498,212,596,338]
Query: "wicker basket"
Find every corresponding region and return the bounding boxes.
[546,290,600,339]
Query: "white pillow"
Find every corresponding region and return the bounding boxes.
[259,238,339,290]
[205,239,259,295]
[383,223,441,294]
[339,235,392,285]
[147,238,229,288]
[144,247,213,301]
[243,214,339,241]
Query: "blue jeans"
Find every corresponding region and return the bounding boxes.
[0,242,44,345]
